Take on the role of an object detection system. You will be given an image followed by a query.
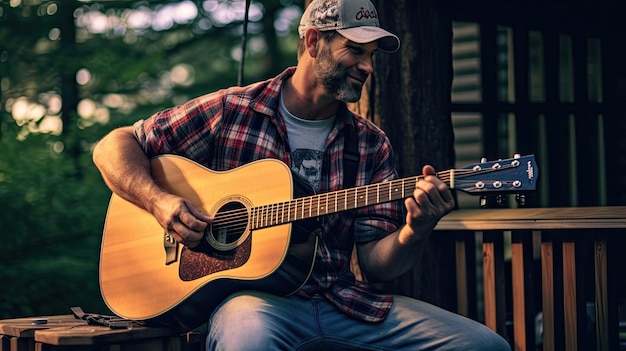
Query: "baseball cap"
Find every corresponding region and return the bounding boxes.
[298,0,400,53]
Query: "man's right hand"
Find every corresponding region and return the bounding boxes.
[153,194,213,248]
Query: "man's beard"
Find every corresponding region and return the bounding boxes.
[314,45,365,103]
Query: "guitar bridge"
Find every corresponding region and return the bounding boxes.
[163,232,179,265]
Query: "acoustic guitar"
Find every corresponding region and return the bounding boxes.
[99,154,538,331]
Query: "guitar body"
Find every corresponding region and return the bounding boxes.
[99,156,318,332]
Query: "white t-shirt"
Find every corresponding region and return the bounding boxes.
[279,91,335,192]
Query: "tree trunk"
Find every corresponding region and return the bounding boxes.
[349,0,457,309]
[58,0,83,178]
[303,0,457,309]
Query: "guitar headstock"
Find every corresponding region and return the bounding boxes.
[451,154,538,194]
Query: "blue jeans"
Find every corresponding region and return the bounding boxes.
[206,290,511,350]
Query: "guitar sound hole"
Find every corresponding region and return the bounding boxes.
[206,201,250,251]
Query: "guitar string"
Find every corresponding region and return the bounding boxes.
[207,165,519,238]
[207,165,517,235]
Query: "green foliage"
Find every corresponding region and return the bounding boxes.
[0,129,112,318]
[0,0,303,318]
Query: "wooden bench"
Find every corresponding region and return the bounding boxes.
[0,315,205,351]
[0,315,86,351]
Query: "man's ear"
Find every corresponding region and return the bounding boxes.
[304,28,322,58]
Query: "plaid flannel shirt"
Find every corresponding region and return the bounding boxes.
[134,67,403,322]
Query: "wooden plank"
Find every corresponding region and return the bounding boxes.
[482,231,507,338]
[436,206,626,231]
[594,239,609,351]
[0,315,84,338]
[34,325,173,347]
[184,331,206,351]
[455,239,469,317]
[483,238,497,332]
[562,241,578,351]
[451,232,477,320]
[0,315,85,351]
[35,336,179,351]
[511,230,536,351]
[541,239,555,351]
[10,337,31,351]
[511,236,526,351]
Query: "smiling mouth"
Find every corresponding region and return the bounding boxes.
[348,75,366,84]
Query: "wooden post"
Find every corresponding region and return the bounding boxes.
[482,231,507,338]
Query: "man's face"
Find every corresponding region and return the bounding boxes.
[314,34,378,103]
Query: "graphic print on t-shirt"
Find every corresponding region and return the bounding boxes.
[291,148,324,191]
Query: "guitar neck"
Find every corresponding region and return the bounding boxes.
[249,172,449,230]
[246,154,537,230]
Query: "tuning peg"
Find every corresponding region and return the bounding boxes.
[515,193,526,207]
[479,157,487,207]
[496,194,506,207]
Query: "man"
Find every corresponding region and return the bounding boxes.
[93,0,511,349]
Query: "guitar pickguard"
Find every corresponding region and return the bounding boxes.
[179,235,252,281]
[178,197,254,281]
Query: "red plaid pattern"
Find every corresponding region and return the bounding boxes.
[134,67,402,322]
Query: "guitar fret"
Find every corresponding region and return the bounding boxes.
[296,198,300,220]
[317,196,321,216]
[250,207,256,230]
[318,195,323,215]
[359,187,364,207]
[272,203,277,225]
[287,201,291,222]
[294,198,299,221]
[325,194,329,214]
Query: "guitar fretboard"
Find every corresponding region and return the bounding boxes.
[249,174,434,230]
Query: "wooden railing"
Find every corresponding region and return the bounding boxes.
[435,206,626,351]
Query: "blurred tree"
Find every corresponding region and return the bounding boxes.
[0,0,303,318]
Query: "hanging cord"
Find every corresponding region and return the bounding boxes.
[238,0,252,86]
